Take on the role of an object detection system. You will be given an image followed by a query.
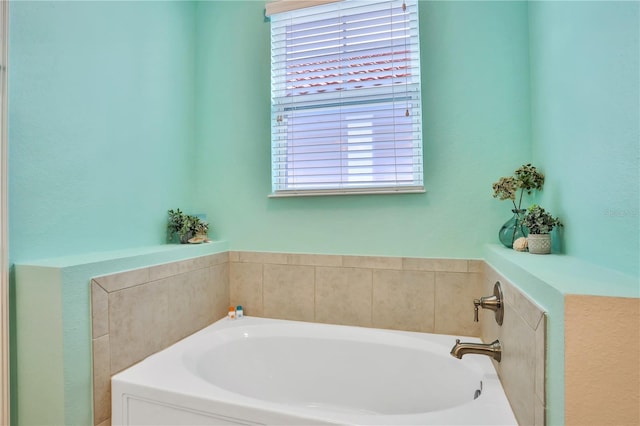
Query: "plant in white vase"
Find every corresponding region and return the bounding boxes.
[522,204,562,254]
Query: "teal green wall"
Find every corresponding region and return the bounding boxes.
[195,0,532,259]
[529,1,639,277]
[7,1,639,425]
[29,1,640,269]
[8,2,198,424]
[9,1,198,264]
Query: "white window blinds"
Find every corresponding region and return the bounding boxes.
[270,0,423,196]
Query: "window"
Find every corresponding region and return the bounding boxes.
[269,0,423,196]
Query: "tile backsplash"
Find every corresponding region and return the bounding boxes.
[91,250,545,426]
[229,251,483,335]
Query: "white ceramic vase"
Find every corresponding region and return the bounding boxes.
[527,233,551,254]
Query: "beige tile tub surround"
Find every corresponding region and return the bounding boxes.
[263,263,315,322]
[565,295,640,426]
[230,252,483,335]
[90,252,229,426]
[315,267,373,327]
[482,263,547,426]
[372,269,436,332]
[92,251,529,426]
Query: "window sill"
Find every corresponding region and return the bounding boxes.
[269,186,426,198]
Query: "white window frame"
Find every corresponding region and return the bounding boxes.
[269,0,424,197]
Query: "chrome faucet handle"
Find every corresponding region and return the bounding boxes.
[473,300,480,322]
[473,282,504,326]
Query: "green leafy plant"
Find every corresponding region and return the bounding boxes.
[167,209,209,244]
[492,164,545,211]
[523,204,562,235]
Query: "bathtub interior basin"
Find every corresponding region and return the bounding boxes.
[188,328,483,415]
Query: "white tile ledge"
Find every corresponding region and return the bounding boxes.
[484,244,638,298]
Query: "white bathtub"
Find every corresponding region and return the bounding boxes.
[112,316,517,425]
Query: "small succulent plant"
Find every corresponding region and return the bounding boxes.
[523,204,562,234]
[167,209,209,244]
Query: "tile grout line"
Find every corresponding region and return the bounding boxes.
[261,262,265,316]
[370,268,374,327]
[313,265,317,322]
[433,271,438,333]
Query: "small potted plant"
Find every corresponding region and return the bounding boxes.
[492,164,545,248]
[167,209,209,244]
[522,204,562,254]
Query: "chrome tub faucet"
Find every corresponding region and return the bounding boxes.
[450,339,502,362]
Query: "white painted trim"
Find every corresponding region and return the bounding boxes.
[0,0,9,424]
[265,0,342,17]
[269,186,426,198]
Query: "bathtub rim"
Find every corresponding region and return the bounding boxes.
[112,316,518,426]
